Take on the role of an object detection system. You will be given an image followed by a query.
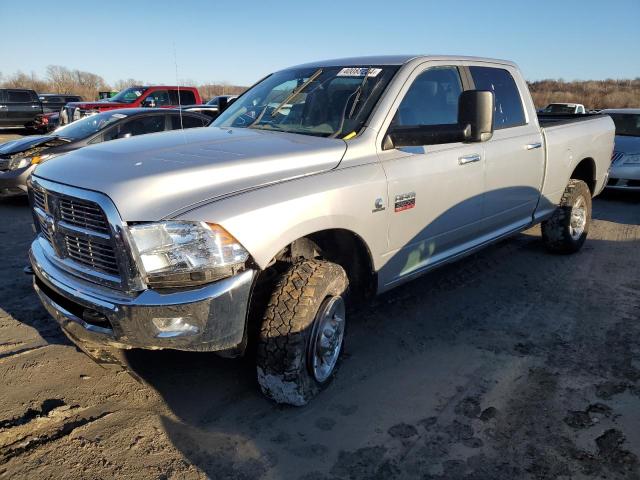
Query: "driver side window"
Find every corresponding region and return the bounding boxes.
[393,67,463,127]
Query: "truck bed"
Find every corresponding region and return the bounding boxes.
[537,112,606,128]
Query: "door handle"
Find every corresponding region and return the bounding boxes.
[526,142,542,150]
[31,105,40,108]
[0,105,6,109]
[458,153,481,165]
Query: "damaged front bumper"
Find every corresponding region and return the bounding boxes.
[0,165,33,196]
[29,239,255,356]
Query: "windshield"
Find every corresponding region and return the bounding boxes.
[212,66,399,138]
[543,104,576,114]
[609,113,640,137]
[109,87,147,104]
[53,111,127,140]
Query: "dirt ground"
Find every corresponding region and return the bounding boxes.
[0,181,639,479]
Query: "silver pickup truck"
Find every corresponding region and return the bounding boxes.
[27,55,614,406]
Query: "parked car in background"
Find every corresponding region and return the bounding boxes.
[60,86,202,125]
[541,103,586,114]
[98,91,118,100]
[0,88,43,129]
[0,108,210,196]
[180,95,239,120]
[26,55,614,406]
[207,95,238,108]
[33,112,60,133]
[602,108,640,190]
[39,94,84,113]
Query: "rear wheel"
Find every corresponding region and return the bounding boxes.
[256,259,348,406]
[541,179,591,254]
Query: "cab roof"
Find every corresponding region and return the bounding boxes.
[289,55,517,69]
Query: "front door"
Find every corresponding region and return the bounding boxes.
[377,64,486,289]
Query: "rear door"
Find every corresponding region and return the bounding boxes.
[466,64,544,236]
[6,90,40,125]
[378,63,486,287]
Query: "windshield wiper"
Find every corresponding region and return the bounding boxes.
[347,67,371,119]
[270,68,323,118]
[332,67,372,138]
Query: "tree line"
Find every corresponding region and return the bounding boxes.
[528,78,640,109]
[1,65,638,109]
[0,65,246,102]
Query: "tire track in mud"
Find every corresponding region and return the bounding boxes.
[0,399,113,463]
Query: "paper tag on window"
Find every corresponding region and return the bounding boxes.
[336,67,382,77]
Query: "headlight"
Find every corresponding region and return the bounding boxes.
[623,153,640,165]
[7,157,30,170]
[8,153,59,170]
[129,221,249,288]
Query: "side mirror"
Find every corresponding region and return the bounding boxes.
[458,90,494,142]
[118,132,132,139]
[382,89,494,150]
[142,98,156,108]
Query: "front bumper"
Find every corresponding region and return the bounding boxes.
[0,165,34,195]
[30,238,255,353]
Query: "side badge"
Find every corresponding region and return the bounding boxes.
[372,197,385,213]
[394,192,416,212]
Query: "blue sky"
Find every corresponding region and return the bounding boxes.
[1,0,638,86]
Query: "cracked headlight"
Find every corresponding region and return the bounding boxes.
[7,157,31,170]
[8,153,60,170]
[623,153,640,165]
[129,221,249,288]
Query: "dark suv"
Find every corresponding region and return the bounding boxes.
[0,89,42,128]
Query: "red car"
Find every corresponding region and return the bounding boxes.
[60,85,201,125]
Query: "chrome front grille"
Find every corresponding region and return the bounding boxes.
[64,235,120,276]
[59,197,110,234]
[31,183,122,281]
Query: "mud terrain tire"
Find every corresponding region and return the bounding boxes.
[541,179,592,254]
[256,259,348,406]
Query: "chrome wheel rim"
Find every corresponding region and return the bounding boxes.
[309,296,345,383]
[569,196,587,240]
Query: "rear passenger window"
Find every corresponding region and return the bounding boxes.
[393,67,462,127]
[7,91,33,103]
[171,115,207,129]
[469,67,526,129]
[169,90,197,105]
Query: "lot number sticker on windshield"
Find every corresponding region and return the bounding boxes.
[337,67,382,77]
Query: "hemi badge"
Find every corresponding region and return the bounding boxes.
[394,192,416,212]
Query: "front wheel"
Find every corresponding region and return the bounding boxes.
[256,259,348,406]
[541,179,592,254]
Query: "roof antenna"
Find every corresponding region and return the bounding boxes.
[173,42,184,130]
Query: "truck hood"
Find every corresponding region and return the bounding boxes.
[33,127,347,220]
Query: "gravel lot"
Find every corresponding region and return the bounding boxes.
[0,149,638,478]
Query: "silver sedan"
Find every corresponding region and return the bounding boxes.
[603,109,640,190]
